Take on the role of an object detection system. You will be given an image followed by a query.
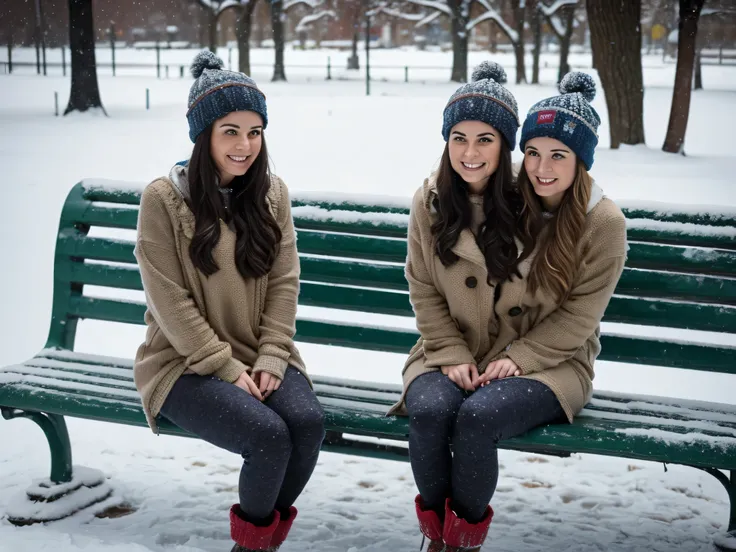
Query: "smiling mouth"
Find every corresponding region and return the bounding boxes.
[228,155,249,163]
[462,162,485,170]
[536,176,557,185]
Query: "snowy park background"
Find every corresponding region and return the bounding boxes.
[1,43,735,552]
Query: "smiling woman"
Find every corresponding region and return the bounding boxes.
[131,50,325,552]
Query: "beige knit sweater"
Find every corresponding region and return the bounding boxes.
[133,167,308,433]
[388,176,627,421]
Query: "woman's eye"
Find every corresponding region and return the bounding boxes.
[250,130,261,137]
[526,150,538,157]
[553,153,564,160]
[453,136,465,142]
[479,138,492,143]
[226,129,237,136]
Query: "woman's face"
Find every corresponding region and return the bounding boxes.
[209,110,264,187]
[448,120,503,194]
[523,136,577,210]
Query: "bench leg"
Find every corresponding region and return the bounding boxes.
[702,468,736,550]
[1,407,115,524]
[1,408,73,483]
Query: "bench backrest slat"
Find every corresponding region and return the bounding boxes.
[45,182,736,376]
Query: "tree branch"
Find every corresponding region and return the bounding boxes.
[417,10,442,27]
[367,5,427,20]
[284,0,325,12]
[539,0,576,17]
[217,0,248,15]
[403,0,453,17]
[467,7,519,43]
[295,9,336,31]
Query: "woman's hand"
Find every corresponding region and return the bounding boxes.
[254,371,282,400]
[441,363,479,392]
[475,359,521,387]
[233,371,264,401]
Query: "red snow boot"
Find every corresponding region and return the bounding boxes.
[442,499,493,551]
[415,494,445,552]
[267,506,298,551]
[229,505,280,552]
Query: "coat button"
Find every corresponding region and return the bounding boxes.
[508,306,523,317]
[465,276,477,289]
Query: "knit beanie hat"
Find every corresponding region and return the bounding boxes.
[519,72,601,170]
[442,61,520,150]
[186,51,268,142]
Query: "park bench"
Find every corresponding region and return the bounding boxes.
[1,179,735,547]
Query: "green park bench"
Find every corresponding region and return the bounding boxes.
[1,180,735,547]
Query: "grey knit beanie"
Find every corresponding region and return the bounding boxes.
[442,61,520,150]
[519,72,601,170]
[186,51,268,142]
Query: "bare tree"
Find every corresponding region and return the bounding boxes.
[212,0,260,75]
[531,0,542,84]
[662,0,705,153]
[199,0,223,52]
[540,0,577,83]
[64,0,105,115]
[380,0,522,82]
[269,0,334,82]
[587,0,645,148]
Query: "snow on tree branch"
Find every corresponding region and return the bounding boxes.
[198,0,223,11]
[547,14,565,37]
[416,10,442,27]
[539,0,576,17]
[366,5,426,20]
[403,0,453,17]
[295,9,337,31]
[466,7,519,43]
[217,0,249,14]
[701,8,736,17]
[284,0,325,12]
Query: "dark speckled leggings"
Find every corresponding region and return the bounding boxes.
[406,371,564,522]
[160,367,325,523]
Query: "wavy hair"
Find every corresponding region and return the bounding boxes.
[186,127,281,279]
[430,141,526,283]
[516,159,592,302]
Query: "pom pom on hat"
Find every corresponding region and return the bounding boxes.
[191,51,224,79]
[471,61,507,84]
[558,71,596,103]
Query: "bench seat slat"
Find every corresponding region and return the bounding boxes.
[2,363,734,470]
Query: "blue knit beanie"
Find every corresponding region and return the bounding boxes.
[519,72,601,170]
[186,51,268,143]
[442,61,520,150]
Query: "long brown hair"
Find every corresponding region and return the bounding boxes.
[431,140,524,283]
[187,126,282,279]
[517,159,592,302]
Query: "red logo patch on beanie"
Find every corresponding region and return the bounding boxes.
[536,110,556,124]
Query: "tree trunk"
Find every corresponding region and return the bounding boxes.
[237,0,258,75]
[348,30,360,69]
[449,0,468,83]
[64,0,105,115]
[208,9,218,53]
[531,3,541,84]
[512,0,527,84]
[488,21,497,53]
[271,0,286,81]
[586,0,645,148]
[662,0,705,154]
[557,5,575,83]
[693,48,702,89]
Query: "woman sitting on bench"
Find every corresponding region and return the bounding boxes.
[133,51,325,552]
[389,66,627,551]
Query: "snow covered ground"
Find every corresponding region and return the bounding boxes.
[0,48,735,551]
